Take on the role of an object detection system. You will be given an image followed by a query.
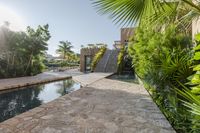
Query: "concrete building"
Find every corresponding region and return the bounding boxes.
[80,47,100,72]
[114,20,200,46]
[79,20,200,73]
[114,27,135,49]
[80,28,135,73]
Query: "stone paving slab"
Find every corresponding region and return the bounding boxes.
[0,69,82,93]
[73,72,112,86]
[0,74,175,133]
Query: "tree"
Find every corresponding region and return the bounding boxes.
[24,24,51,74]
[56,80,75,96]
[0,24,51,78]
[56,41,73,59]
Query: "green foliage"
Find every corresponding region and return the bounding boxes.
[175,34,200,133]
[54,40,79,68]
[176,85,200,132]
[146,49,193,88]
[0,24,50,78]
[91,46,107,71]
[92,0,200,30]
[92,0,200,132]
[129,25,192,79]
[117,46,125,74]
[59,60,79,67]
[56,41,73,59]
[128,25,194,132]
[45,58,79,69]
[189,34,200,93]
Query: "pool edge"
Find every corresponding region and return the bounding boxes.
[0,76,72,94]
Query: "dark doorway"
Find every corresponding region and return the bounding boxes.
[85,56,92,72]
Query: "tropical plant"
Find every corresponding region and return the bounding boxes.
[129,25,193,91]
[24,24,50,74]
[117,46,125,74]
[92,0,200,131]
[92,0,200,30]
[128,25,194,132]
[175,33,200,132]
[0,24,50,78]
[56,80,76,95]
[56,41,73,59]
[188,34,200,93]
[129,25,192,78]
[91,46,107,71]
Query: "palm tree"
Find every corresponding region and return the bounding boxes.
[56,41,73,59]
[56,80,75,96]
[92,0,200,28]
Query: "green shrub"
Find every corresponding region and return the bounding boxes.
[176,33,200,132]
[0,24,50,78]
[129,25,192,79]
[91,46,107,71]
[128,25,194,132]
[117,46,125,74]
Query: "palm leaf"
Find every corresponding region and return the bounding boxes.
[92,0,200,27]
[176,86,200,116]
[92,0,164,26]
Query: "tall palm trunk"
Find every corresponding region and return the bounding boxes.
[25,52,33,75]
[63,51,66,59]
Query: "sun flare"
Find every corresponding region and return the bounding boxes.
[0,5,25,31]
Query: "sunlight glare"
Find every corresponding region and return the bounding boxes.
[0,5,26,31]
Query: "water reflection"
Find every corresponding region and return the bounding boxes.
[56,80,77,96]
[0,79,80,122]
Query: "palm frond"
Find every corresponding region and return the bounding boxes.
[92,0,200,28]
[92,0,164,26]
[176,86,200,116]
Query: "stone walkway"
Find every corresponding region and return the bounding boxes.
[0,69,83,93]
[0,73,175,133]
[73,72,112,86]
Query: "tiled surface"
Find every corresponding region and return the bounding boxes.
[0,69,82,92]
[0,73,175,133]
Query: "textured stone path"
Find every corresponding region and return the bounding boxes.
[0,69,82,92]
[73,72,112,86]
[0,73,175,133]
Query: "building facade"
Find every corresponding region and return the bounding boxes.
[114,27,135,49]
[80,47,100,72]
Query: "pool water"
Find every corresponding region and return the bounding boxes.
[108,74,139,84]
[0,79,80,122]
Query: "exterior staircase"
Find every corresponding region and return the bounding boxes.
[94,49,119,73]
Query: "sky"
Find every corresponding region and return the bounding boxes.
[0,0,121,56]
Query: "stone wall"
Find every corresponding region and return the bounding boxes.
[121,28,135,45]
[80,48,100,72]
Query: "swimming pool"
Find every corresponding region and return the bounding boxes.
[0,79,80,122]
[108,74,139,84]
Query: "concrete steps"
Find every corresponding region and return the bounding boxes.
[94,49,119,73]
[105,50,119,73]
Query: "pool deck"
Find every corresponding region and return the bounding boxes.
[0,72,175,133]
[73,72,112,87]
[0,69,83,93]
